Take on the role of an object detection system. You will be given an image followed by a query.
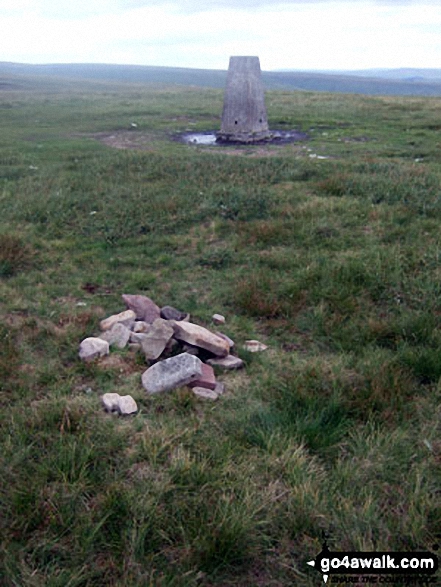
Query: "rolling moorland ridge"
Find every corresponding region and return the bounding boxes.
[1,61,441,96]
[0,65,441,586]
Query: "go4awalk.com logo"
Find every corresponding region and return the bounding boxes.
[307,541,439,584]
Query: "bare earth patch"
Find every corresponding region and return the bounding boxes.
[87,130,157,150]
[96,353,139,374]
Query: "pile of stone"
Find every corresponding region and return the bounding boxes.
[79,294,249,412]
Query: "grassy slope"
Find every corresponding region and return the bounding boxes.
[0,76,441,586]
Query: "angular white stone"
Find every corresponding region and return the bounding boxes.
[171,321,229,357]
[142,352,203,394]
[207,354,244,370]
[101,393,121,412]
[139,318,174,360]
[117,395,138,415]
[100,310,136,331]
[99,323,131,349]
[101,393,138,415]
[79,337,110,361]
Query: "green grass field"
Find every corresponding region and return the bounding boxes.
[1,73,441,586]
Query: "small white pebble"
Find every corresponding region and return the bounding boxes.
[244,340,268,352]
[212,313,226,325]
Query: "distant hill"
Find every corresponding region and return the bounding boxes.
[331,68,441,82]
[264,70,441,96]
[278,68,441,82]
[0,62,227,88]
[1,62,441,97]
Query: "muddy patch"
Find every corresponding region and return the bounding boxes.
[85,128,308,155]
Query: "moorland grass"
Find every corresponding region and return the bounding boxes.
[0,75,440,586]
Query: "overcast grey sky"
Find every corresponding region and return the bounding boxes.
[1,0,440,70]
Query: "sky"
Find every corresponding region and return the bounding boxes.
[1,0,441,71]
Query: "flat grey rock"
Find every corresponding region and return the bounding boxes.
[207,354,244,370]
[79,337,110,361]
[192,387,219,400]
[171,321,229,357]
[139,318,174,360]
[142,352,203,394]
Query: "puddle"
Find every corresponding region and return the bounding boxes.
[180,132,218,145]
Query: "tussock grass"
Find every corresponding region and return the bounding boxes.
[0,233,34,276]
[0,77,441,585]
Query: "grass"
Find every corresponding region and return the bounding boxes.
[0,74,441,586]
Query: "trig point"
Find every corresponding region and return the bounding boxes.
[217,56,271,143]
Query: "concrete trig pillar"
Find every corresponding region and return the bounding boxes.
[217,56,271,143]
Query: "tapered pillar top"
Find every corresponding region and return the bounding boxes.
[228,56,262,74]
